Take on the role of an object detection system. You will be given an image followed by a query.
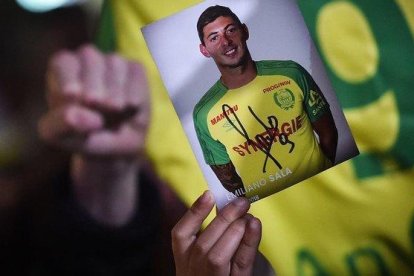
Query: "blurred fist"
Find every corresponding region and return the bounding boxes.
[38,45,149,157]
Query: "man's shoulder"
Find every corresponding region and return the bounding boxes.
[193,80,227,120]
[256,60,304,76]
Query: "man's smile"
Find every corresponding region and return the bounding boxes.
[224,46,237,57]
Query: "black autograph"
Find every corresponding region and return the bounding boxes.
[222,104,295,173]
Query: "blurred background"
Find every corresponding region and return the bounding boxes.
[1,0,414,274]
[0,0,102,225]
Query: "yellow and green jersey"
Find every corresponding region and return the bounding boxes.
[98,0,414,274]
[193,60,331,199]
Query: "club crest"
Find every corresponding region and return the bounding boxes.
[274,89,295,110]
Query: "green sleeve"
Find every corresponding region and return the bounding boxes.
[193,104,230,166]
[298,64,330,122]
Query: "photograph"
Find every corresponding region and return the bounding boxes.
[142,0,359,208]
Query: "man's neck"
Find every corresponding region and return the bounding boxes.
[219,58,257,89]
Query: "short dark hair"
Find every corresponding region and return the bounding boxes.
[197,5,242,44]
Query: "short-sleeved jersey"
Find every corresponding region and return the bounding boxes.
[193,60,331,199]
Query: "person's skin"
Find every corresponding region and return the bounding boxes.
[312,112,338,164]
[199,16,338,193]
[199,16,256,89]
[210,162,244,195]
[38,44,266,274]
[172,191,262,276]
[38,45,150,226]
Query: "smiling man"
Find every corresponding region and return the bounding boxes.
[193,5,338,201]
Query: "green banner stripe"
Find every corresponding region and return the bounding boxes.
[95,0,117,53]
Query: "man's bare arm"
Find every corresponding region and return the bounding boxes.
[210,161,245,195]
[312,111,338,164]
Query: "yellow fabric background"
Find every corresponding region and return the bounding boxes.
[109,0,414,274]
[111,0,205,207]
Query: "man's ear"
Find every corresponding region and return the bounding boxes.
[199,44,211,58]
[242,24,249,41]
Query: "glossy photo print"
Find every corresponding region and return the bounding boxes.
[142,0,359,209]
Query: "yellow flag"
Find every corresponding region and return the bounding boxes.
[97,0,414,273]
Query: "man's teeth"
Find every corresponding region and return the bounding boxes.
[225,48,236,55]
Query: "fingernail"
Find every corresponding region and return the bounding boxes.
[249,216,261,229]
[232,197,248,207]
[199,190,212,203]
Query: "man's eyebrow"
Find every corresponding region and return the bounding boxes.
[206,23,236,39]
[207,31,218,39]
[224,23,236,30]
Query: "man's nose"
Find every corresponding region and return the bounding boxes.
[222,33,232,45]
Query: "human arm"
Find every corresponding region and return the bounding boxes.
[172,191,262,276]
[38,45,149,226]
[312,110,338,164]
[193,111,245,195]
[297,63,338,164]
[210,161,245,196]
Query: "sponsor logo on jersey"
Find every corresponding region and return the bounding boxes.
[232,115,302,156]
[210,105,239,125]
[262,80,291,93]
[222,119,236,132]
[308,90,327,116]
[308,90,323,107]
[274,88,295,110]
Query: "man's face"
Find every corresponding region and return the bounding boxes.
[199,16,249,69]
